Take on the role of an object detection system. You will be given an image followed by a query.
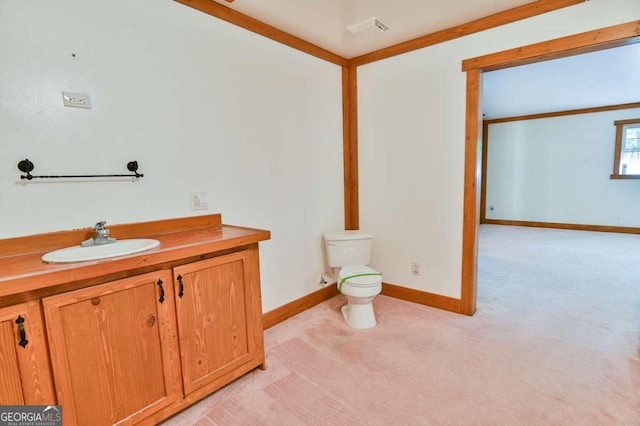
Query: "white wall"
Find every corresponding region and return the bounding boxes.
[486,109,640,227]
[0,0,344,312]
[358,0,640,298]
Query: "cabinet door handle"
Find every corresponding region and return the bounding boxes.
[177,275,184,298]
[15,315,29,348]
[157,279,165,304]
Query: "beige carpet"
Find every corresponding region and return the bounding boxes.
[164,225,640,425]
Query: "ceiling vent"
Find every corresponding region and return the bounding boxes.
[346,17,390,34]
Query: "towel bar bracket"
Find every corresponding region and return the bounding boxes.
[17,159,144,180]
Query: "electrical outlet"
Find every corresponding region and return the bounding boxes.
[615,212,622,220]
[189,192,209,211]
[62,91,91,109]
[411,261,420,276]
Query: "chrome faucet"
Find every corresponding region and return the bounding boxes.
[81,221,117,247]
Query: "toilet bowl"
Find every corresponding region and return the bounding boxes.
[323,230,383,329]
[338,265,382,329]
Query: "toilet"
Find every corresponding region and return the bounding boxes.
[324,230,383,329]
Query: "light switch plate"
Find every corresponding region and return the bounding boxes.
[189,192,209,211]
[62,91,92,109]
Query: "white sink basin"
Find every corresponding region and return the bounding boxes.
[42,239,160,263]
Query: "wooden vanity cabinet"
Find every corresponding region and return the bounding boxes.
[173,247,265,397]
[0,301,55,405]
[42,270,183,426]
[0,214,269,425]
[40,246,266,425]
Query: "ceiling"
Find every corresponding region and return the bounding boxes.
[206,0,638,117]
[483,43,640,119]
[212,0,533,58]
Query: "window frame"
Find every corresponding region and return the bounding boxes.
[611,118,640,179]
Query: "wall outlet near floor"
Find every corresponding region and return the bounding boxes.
[615,212,622,220]
[411,261,420,276]
[189,192,209,211]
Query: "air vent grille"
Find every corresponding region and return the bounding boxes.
[346,17,390,34]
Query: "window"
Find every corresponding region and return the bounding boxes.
[612,118,640,179]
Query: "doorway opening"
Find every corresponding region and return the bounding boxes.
[460,21,640,315]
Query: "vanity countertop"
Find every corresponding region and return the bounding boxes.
[0,214,270,302]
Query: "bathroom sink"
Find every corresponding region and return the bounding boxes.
[42,239,160,263]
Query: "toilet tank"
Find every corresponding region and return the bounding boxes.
[324,230,373,268]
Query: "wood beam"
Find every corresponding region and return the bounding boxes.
[485,102,640,124]
[462,20,640,71]
[348,0,585,67]
[342,66,359,230]
[461,69,482,316]
[174,0,348,66]
[480,121,489,224]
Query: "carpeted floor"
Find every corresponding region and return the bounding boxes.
[163,225,640,425]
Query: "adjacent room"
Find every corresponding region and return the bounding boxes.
[1,0,639,424]
[482,44,640,230]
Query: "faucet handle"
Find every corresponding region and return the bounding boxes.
[95,221,107,231]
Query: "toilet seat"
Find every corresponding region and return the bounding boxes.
[339,265,382,290]
[336,265,382,329]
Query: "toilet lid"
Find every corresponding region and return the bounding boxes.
[339,265,382,287]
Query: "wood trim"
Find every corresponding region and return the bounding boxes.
[460,69,482,316]
[610,174,640,180]
[381,283,462,314]
[480,121,489,223]
[612,118,640,176]
[348,0,585,67]
[0,214,222,258]
[486,102,640,124]
[483,219,640,235]
[614,118,640,126]
[174,0,348,67]
[462,20,640,71]
[342,66,351,229]
[245,243,266,370]
[463,23,640,319]
[262,285,339,329]
[613,120,625,176]
[343,66,359,230]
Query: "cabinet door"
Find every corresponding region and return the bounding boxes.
[174,251,262,395]
[0,301,55,405]
[43,271,182,426]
